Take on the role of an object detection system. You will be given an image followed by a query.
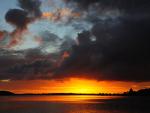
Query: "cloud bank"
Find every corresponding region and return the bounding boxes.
[0,0,150,82]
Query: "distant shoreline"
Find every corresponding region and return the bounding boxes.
[0,88,150,96]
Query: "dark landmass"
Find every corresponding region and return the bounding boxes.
[0,88,150,96]
[123,88,150,96]
[0,91,15,95]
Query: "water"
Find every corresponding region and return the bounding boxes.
[0,95,150,113]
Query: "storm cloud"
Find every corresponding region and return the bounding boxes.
[0,48,58,80]
[56,13,150,82]
[1,0,150,82]
[5,9,29,29]
[2,0,42,48]
[5,0,42,29]
[65,0,150,11]
[18,0,42,18]
[7,59,53,80]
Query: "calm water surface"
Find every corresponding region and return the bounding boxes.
[0,95,150,113]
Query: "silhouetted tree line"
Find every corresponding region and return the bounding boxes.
[123,88,150,96]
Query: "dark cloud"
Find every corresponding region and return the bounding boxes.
[4,0,42,48]
[0,49,26,80]
[60,36,76,52]
[6,59,53,80]
[5,0,42,29]
[1,0,150,82]
[56,15,150,82]
[18,0,42,18]
[5,9,29,29]
[3,16,150,82]
[0,48,57,80]
[66,0,150,11]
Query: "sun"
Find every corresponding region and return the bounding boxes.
[64,78,100,94]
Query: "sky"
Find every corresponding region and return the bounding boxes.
[0,0,150,94]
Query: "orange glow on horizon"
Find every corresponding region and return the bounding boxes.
[0,78,150,94]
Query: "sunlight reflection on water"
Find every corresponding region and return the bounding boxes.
[0,95,120,103]
[0,96,150,113]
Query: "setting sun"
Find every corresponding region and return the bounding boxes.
[62,78,100,94]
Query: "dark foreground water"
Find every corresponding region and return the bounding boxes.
[0,95,150,113]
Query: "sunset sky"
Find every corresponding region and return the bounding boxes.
[0,0,150,94]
